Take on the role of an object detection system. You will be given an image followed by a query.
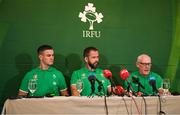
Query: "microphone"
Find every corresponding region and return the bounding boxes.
[103,69,116,87]
[103,69,112,79]
[149,76,165,114]
[132,76,145,91]
[88,72,96,94]
[149,76,158,95]
[88,72,103,94]
[119,68,136,96]
[119,69,130,92]
[115,85,125,96]
[103,69,116,95]
[96,79,103,93]
[119,69,130,80]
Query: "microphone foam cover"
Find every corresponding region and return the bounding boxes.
[103,69,112,78]
[120,69,129,80]
[115,86,125,95]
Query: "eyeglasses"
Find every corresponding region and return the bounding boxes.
[138,62,152,66]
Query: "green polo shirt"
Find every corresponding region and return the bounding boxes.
[125,71,163,95]
[19,66,67,96]
[71,67,111,96]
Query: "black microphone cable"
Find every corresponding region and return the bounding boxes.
[88,74,109,115]
[114,85,130,115]
[95,75,109,115]
[148,77,165,115]
[132,76,147,114]
[121,96,130,115]
[131,95,141,115]
[104,94,108,115]
[123,90,141,115]
[102,84,108,115]
[158,95,166,115]
[141,95,147,115]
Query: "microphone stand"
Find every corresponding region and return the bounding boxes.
[149,80,158,96]
[96,78,104,96]
[137,84,140,93]
[89,78,104,97]
[88,78,96,97]
[89,83,95,96]
[132,76,145,95]
[137,82,145,95]
[109,77,117,96]
[126,80,137,96]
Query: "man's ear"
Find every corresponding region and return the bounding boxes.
[39,55,42,60]
[136,62,139,68]
[84,57,88,63]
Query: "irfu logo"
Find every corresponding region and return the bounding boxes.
[79,3,103,30]
[79,3,103,38]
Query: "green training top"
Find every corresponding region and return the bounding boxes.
[19,66,67,96]
[71,67,111,96]
[125,71,163,95]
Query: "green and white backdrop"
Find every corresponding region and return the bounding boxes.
[0,0,180,111]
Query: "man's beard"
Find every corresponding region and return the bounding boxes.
[88,62,99,69]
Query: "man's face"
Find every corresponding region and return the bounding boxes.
[85,50,99,69]
[137,56,151,76]
[39,49,54,66]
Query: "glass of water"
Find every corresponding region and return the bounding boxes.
[163,78,170,95]
[76,79,83,94]
[28,79,37,96]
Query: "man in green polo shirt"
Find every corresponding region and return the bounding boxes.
[18,45,68,97]
[71,47,111,96]
[125,54,163,96]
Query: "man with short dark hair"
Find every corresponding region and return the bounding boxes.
[18,45,68,96]
[71,46,111,96]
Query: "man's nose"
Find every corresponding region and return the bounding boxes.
[51,56,54,59]
[95,58,99,62]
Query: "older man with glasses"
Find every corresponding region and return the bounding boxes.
[125,54,163,96]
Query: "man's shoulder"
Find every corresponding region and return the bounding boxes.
[150,71,159,75]
[73,67,87,72]
[49,66,59,71]
[49,66,63,75]
[22,67,39,79]
[149,71,162,78]
[25,67,38,74]
[95,68,103,71]
[71,68,84,77]
[73,67,103,73]
[130,71,161,78]
[130,71,139,76]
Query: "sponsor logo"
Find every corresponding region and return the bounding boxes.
[79,3,103,38]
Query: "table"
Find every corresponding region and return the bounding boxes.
[2,96,180,115]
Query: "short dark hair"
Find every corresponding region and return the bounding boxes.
[83,46,98,58]
[37,44,53,54]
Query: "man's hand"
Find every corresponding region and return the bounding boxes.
[136,91,143,96]
[71,85,80,96]
[158,88,171,96]
[18,90,28,97]
[60,89,69,96]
